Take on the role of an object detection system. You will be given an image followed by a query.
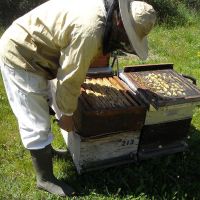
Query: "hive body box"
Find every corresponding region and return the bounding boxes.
[139,103,195,159]
[73,76,146,137]
[61,129,140,174]
[120,64,200,159]
[49,76,146,174]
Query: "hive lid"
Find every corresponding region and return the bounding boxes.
[120,69,200,109]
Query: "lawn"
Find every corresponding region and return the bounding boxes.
[0,21,200,199]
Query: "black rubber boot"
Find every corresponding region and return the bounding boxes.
[51,146,69,160]
[30,145,75,197]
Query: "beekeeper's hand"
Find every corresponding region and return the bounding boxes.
[58,115,74,132]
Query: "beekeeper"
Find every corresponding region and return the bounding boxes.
[0,0,156,197]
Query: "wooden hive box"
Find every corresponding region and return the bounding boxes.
[119,64,200,159]
[61,129,140,174]
[73,76,146,137]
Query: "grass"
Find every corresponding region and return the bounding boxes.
[1,18,200,200]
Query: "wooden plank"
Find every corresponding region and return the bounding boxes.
[107,77,132,107]
[95,78,116,108]
[85,78,107,109]
[102,77,127,108]
[81,88,97,110]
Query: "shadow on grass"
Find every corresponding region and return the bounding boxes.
[61,125,200,199]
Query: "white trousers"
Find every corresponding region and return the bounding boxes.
[1,63,53,149]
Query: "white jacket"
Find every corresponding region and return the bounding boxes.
[0,0,106,114]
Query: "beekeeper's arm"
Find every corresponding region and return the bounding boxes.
[55,31,101,131]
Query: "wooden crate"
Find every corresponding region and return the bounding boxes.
[61,129,140,174]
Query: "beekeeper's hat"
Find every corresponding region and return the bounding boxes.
[119,0,156,59]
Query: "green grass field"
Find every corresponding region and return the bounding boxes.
[0,19,200,199]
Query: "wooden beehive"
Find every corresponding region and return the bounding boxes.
[49,63,200,173]
[49,76,146,173]
[120,64,200,159]
[73,76,146,137]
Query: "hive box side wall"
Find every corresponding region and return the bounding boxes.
[74,103,146,137]
[145,103,196,125]
[62,130,140,174]
[141,118,192,147]
[61,129,82,173]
